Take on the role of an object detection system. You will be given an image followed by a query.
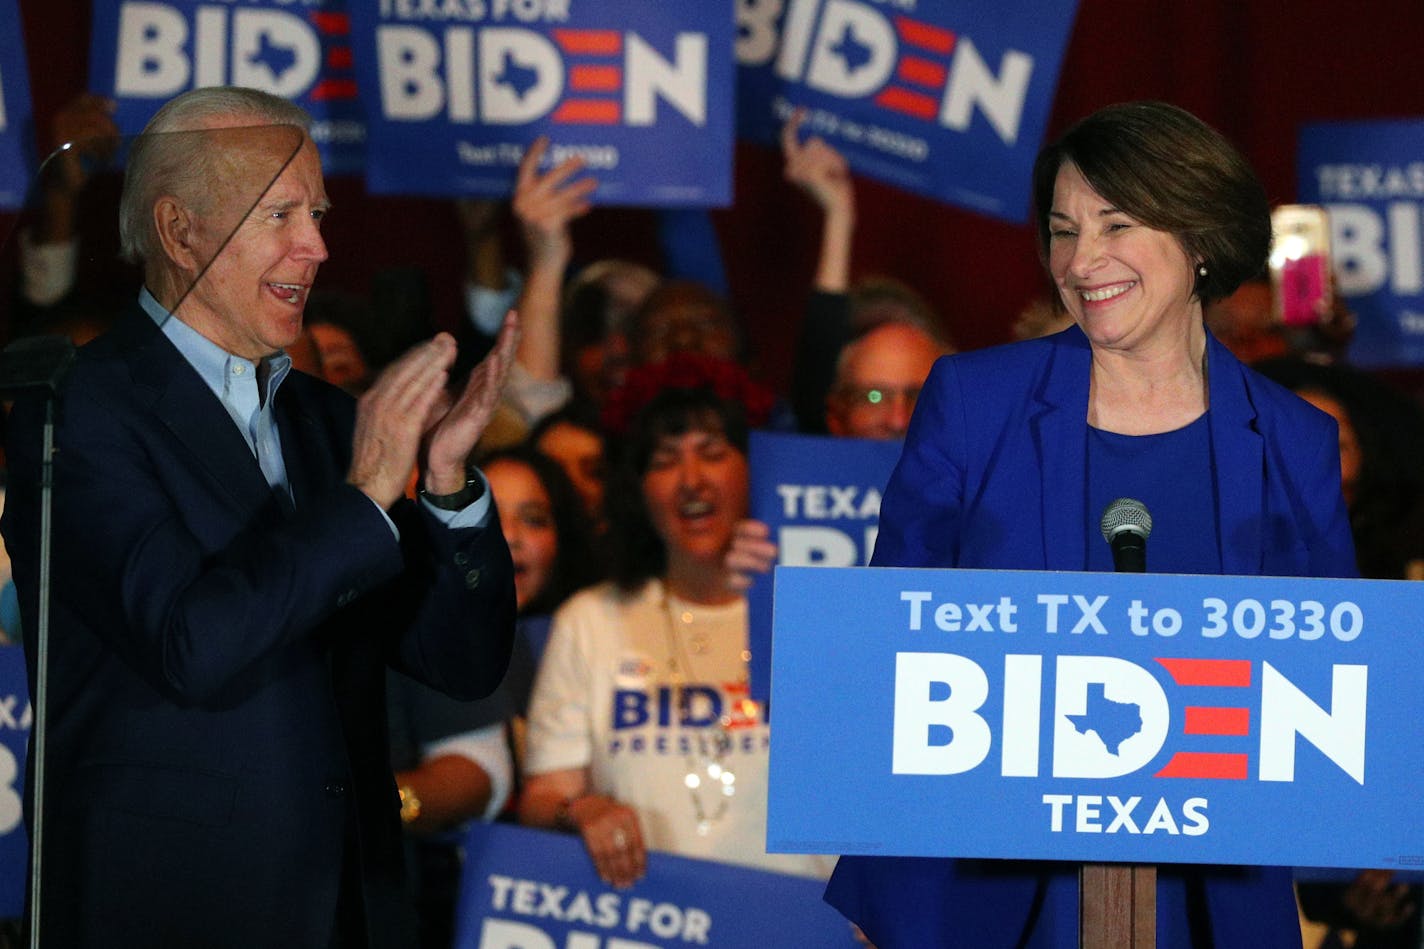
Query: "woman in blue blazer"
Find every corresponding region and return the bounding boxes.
[825,102,1356,948]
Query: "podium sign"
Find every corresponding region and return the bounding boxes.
[767,566,1423,869]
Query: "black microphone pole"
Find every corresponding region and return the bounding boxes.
[0,334,76,949]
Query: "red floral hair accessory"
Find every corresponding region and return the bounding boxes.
[600,353,776,436]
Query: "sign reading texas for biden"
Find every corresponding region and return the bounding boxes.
[0,0,35,210]
[768,567,1424,869]
[745,431,901,708]
[736,0,1077,222]
[88,0,367,173]
[1299,121,1424,367]
[452,823,858,948]
[0,646,32,917]
[347,2,733,204]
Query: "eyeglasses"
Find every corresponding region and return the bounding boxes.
[835,385,922,412]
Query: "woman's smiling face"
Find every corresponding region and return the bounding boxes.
[1049,161,1200,356]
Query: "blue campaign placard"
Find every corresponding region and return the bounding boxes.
[746,431,902,708]
[453,822,859,948]
[768,566,1424,870]
[0,0,35,210]
[736,0,1078,222]
[348,1,734,205]
[1299,120,1424,367]
[88,0,367,174]
[0,646,31,918]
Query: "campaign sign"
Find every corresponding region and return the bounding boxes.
[348,1,734,205]
[452,822,858,948]
[736,0,1078,222]
[0,646,31,917]
[88,0,367,174]
[768,566,1424,869]
[1299,121,1424,366]
[745,431,901,708]
[0,0,35,210]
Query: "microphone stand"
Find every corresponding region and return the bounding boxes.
[0,336,76,949]
[1081,502,1156,947]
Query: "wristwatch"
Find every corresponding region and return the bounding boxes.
[419,471,482,511]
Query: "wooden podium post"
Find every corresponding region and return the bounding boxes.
[1080,864,1155,947]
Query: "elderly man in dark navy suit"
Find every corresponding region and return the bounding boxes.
[1,86,519,947]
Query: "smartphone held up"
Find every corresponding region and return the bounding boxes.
[1269,204,1333,327]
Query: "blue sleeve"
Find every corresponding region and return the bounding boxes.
[1299,414,1359,579]
[871,356,964,569]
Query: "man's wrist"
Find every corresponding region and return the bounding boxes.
[420,468,483,510]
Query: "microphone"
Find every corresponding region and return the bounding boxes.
[1100,498,1152,573]
[0,335,76,397]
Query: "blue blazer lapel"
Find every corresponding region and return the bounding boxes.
[1031,328,1092,571]
[1204,333,1264,575]
[119,308,279,516]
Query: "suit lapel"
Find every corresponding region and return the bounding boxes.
[1030,329,1093,571]
[119,307,279,516]
[273,377,340,512]
[1204,334,1264,575]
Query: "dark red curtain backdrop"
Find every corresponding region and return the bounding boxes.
[13,1,1424,391]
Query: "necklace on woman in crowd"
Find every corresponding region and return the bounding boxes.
[660,587,759,836]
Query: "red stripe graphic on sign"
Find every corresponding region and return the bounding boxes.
[873,87,938,120]
[1155,752,1249,779]
[310,79,357,102]
[897,56,947,89]
[570,65,622,92]
[553,100,621,124]
[1155,658,1252,687]
[326,48,353,71]
[554,30,622,56]
[1183,706,1251,736]
[895,16,956,55]
[310,12,349,35]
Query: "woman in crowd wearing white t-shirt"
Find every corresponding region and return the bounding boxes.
[517,353,831,889]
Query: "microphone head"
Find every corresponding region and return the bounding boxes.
[1100,497,1153,543]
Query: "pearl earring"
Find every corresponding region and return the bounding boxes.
[1197,264,1208,277]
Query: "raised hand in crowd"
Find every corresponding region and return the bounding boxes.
[781,108,855,294]
[511,136,598,382]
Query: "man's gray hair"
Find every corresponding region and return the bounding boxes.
[119,86,312,264]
